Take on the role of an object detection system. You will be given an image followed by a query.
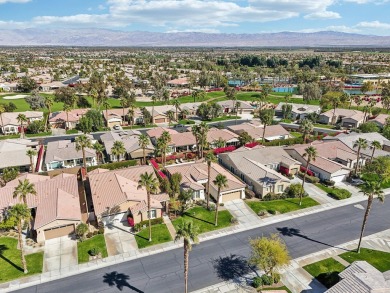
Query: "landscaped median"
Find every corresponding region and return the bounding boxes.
[0,237,44,283]
[315,184,352,200]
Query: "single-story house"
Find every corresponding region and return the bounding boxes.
[369,113,389,129]
[165,162,246,203]
[49,108,89,129]
[217,100,254,114]
[0,173,82,243]
[88,165,169,225]
[144,105,177,124]
[319,109,366,128]
[228,122,290,141]
[275,102,321,120]
[102,108,143,128]
[167,77,189,88]
[167,132,197,154]
[207,128,240,147]
[219,146,300,197]
[45,140,97,171]
[179,102,202,117]
[0,111,44,135]
[285,141,359,182]
[146,127,178,145]
[100,131,154,162]
[0,139,39,173]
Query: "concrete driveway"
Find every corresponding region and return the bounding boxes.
[43,235,77,273]
[104,222,138,257]
[224,199,260,227]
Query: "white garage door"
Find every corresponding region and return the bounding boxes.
[102,212,127,226]
[331,175,346,183]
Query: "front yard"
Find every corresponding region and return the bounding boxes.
[246,198,319,215]
[77,234,108,264]
[0,237,44,283]
[172,206,233,234]
[315,184,352,200]
[339,248,390,272]
[303,258,346,288]
[135,224,172,249]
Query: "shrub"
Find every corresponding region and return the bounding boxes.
[230,217,238,224]
[285,183,306,198]
[86,232,93,239]
[262,192,286,201]
[219,203,224,207]
[98,221,105,234]
[328,188,352,200]
[87,160,137,172]
[93,231,99,236]
[186,153,196,159]
[261,274,273,286]
[88,248,100,256]
[257,209,267,216]
[306,175,320,184]
[76,223,88,240]
[245,188,256,199]
[267,209,276,215]
[138,217,164,227]
[272,272,281,284]
[208,203,216,211]
[323,179,335,186]
[261,136,303,147]
[252,276,262,288]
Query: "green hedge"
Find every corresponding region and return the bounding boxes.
[87,160,137,171]
[261,136,303,146]
[138,217,163,226]
[328,189,351,200]
[297,171,320,183]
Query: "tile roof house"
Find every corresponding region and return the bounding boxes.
[219,146,300,197]
[45,140,97,171]
[146,127,178,144]
[49,108,89,130]
[102,108,144,128]
[144,105,177,124]
[326,261,390,293]
[207,128,240,147]
[319,108,366,128]
[0,138,39,172]
[100,131,154,161]
[275,102,321,120]
[0,174,82,243]
[217,100,254,114]
[88,165,169,225]
[0,111,44,135]
[228,122,290,141]
[165,162,245,203]
[369,113,389,129]
[285,140,358,183]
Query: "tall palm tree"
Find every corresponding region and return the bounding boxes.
[0,103,5,135]
[235,101,241,125]
[75,134,92,170]
[166,110,175,127]
[13,179,37,205]
[161,131,171,167]
[43,96,54,132]
[111,140,126,162]
[63,104,72,130]
[138,172,159,242]
[353,138,368,175]
[213,174,228,226]
[151,95,157,123]
[357,181,385,253]
[370,140,382,161]
[198,122,209,159]
[127,106,135,129]
[93,142,105,164]
[173,99,181,121]
[191,124,201,158]
[175,220,199,293]
[299,119,314,143]
[8,204,31,274]
[258,109,274,143]
[102,99,111,127]
[119,97,128,126]
[26,149,37,173]
[138,134,150,165]
[301,146,317,206]
[205,153,217,210]
[16,113,27,138]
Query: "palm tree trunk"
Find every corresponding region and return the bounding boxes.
[355,148,361,175]
[82,148,87,170]
[122,107,125,126]
[215,188,220,226]
[0,114,4,135]
[262,125,266,144]
[184,240,189,293]
[66,112,69,130]
[357,195,373,253]
[18,221,28,273]
[105,108,109,127]
[207,163,211,210]
[371,148,375,161]
[143,148,146,165]
[300,161,310,206]
[44,110,50,132]
[30,156,34,174]
[147,191,152,242]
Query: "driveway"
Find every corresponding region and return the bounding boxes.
[104,222,138,257]
[224,199,261,227]
[43,236,77,273]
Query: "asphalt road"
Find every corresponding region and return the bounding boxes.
[15,198,390,293]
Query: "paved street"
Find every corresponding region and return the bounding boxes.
[13,198,390,293]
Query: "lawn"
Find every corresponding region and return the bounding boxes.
[314,184,352,200]
[206,115,239,122]
[172,206,233,234]
[313,123,335,129]
[259,285,292,292]
[135,224,172,249]
[246,198,319,215]
[290,132,302,138]
[0,237,44,283]
[178,119,196,125]
[339,248,390,272]
[77,234,108,264]
[304,258,346,288]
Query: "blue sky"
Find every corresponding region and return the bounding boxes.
[1,0,390,35]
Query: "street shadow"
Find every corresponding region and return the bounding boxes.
[103,271,144,292]
[212,254,256,281]
[276,227,350,252]
[182,212,214,225]
[0,244,23,272]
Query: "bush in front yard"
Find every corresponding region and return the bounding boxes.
[298,171,320,183]
[285,183,307,198]
[328,189,351,200]
[252,276,262,288]
[245,188,256,199]
[263,192,286,201]
[323,179,335,187]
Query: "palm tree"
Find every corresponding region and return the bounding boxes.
[8,204,31,274]
[173,99,181,121]
[119,97,128,126]
[16,113,27,138]
[161,131,171,167]
[198,122,209,159]
[43,96,54,132]
[258,109,274,143]
[75,134,92,170]
[299,119,314,143]
[127,106,135,129]
[166,110,175,127]
[111,140,126,162]
[102,99,111,127]
[93,142,105,164]
[353,138,368,175]
[151,95,157,123]
[301,146,317,206]
[370,140,382,161]
[357,181,384,253]
[235,101,241,125]
[138,172,159,242]
[138,134,150,165]
[63,104,72,130]
[213,174,228,226]
[192,90,199,103]
[13,179,37,205]
[191,124,201,158]
[175,220,199,293]
[26,149,37,173]
[205,153,217,210]
[0,103,5,134]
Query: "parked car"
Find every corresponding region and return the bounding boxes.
[351,178,364,186]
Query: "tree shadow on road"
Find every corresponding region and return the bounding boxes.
[212,254,257,281]
[103,271,144,292]
[276,227,350,251]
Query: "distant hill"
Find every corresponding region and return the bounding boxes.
[0,29,390,47]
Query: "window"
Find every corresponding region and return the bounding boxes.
[148,209,157,219]
[194,191,200,199]
[277,185,284,193]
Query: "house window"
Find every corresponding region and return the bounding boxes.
[148,209,157,219]
[194,191,200,199]
[277,185,284,193]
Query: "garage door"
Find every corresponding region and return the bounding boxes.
[44,224,75,240]
[222,191,242,203]
[102,212,127,226]
[331,175,346,183]
[155,118,165,123]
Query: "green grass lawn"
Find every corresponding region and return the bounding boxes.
[313,123,335,129]
[135,224,172,249]
[314,184,352,200]
[304,258,345,288]
[77,234,108,264]
[290,132,302,138]
[0,237,44,283]
[259,285,292,292]
[339,248,390,272]
[172,206,233,234]
[178,119,196,125]
[206,115,239,122]
[246,198,319,215]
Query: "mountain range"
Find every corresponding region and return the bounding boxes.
[1,29,390,47]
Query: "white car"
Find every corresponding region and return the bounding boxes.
[113,125,121,130]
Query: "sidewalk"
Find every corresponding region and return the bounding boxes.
[0,195,369,292]
[163,214,177,239]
